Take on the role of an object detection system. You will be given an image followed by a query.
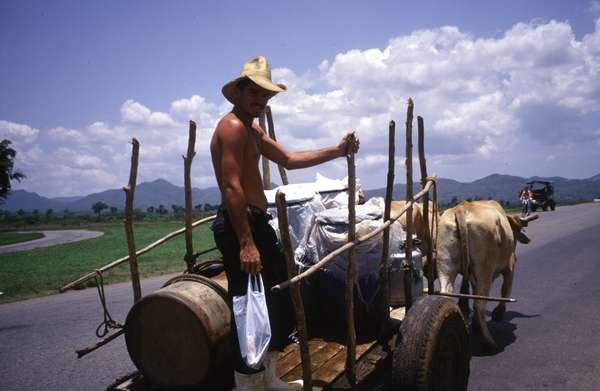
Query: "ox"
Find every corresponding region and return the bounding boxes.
[436,200,538,349]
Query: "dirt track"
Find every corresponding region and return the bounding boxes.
[0,230,104,253]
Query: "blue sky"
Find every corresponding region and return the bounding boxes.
[2,0,600,197]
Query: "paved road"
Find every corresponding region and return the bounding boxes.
[468,203,600,391]
[0,203,599,390]
[0,273,176,390]
[0,230,104,253]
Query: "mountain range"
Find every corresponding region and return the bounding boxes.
[366,173,600,204]
[3,174,600,213]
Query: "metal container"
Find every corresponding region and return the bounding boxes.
[388,246,424,307]
[124,274,231,387]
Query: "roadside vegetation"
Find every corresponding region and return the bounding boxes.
[0,220,219,304]
[0,204,219,228]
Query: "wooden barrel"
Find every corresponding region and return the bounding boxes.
[124,274,231,387]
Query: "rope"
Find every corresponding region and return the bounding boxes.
[427,176,439,258]
[94,270,123,338]
[184,246,220,273]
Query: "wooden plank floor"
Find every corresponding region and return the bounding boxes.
[213,271,408,390]
[274,307,405,390]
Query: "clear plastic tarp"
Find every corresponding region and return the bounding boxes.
[307,197,405,283]
[264,173,363,263]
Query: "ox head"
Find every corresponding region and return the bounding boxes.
[506,213,539,244]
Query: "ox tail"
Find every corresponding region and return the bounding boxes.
[454,204,471,296]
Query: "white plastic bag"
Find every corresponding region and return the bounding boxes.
[232,274,271,369]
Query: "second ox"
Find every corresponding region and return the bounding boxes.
[436,200,538,350]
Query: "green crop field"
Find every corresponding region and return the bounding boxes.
[0,222,220,304]
[0,231,45,245]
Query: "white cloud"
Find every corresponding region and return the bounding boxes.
[48,126,85,142]
[170,95,218,125]
[121,100,151,124]
[0,120,39,143]
[589,1,600,13]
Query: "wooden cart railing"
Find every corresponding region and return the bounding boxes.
[271,98,438,389]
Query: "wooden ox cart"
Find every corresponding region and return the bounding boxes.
[61,99,470,390]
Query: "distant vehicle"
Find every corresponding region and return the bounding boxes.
[526,180,556,211]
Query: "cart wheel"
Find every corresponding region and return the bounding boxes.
[391,296,470,391]
[550,201,556,211]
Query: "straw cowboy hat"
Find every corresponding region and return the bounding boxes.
[222,56,287,104]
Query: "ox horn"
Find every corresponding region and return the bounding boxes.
[520,213,539,223]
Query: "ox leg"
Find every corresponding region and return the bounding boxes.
[458,275,470,318]
[472,278,497,350]
[436,251,458,295]
[492,269,513,322]
[438,274,455,295]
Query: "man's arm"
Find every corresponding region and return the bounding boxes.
[259,129,359,169]
[218,121,262,275]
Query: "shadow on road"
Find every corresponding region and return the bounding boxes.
[470,310,540,357]
[0,323,34,333]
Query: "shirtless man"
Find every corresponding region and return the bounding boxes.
[210,56,359,391]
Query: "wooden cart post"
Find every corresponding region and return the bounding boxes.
[266,106,289,185]
[345,145,357,385]
[183,120,197,273]
[417,116,435,294]
[260,111,271,190]
[123,138,142,303]
[404,99,415,311]
[275,191,313,391]
[379,120,395,328]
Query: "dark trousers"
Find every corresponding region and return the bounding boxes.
[212,206,295,373]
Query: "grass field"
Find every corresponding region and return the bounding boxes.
[0,222,219,304]
[0,231,45,245]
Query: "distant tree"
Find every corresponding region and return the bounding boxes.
[28,209,40,224]
[157,204,168,215]
[146,206,155,214]
[201,203,218,211]
[91,201,108,219]
[110,206,118,215]
[450,197,459,207]
[133,208,145,221]
[0,140,25,202]
[171,204,184,219]
[16,209,26,217]
[45,208,54,221]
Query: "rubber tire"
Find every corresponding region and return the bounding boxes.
[550,201,556,211]
[532,205,538,212]
[391,296,470,391]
